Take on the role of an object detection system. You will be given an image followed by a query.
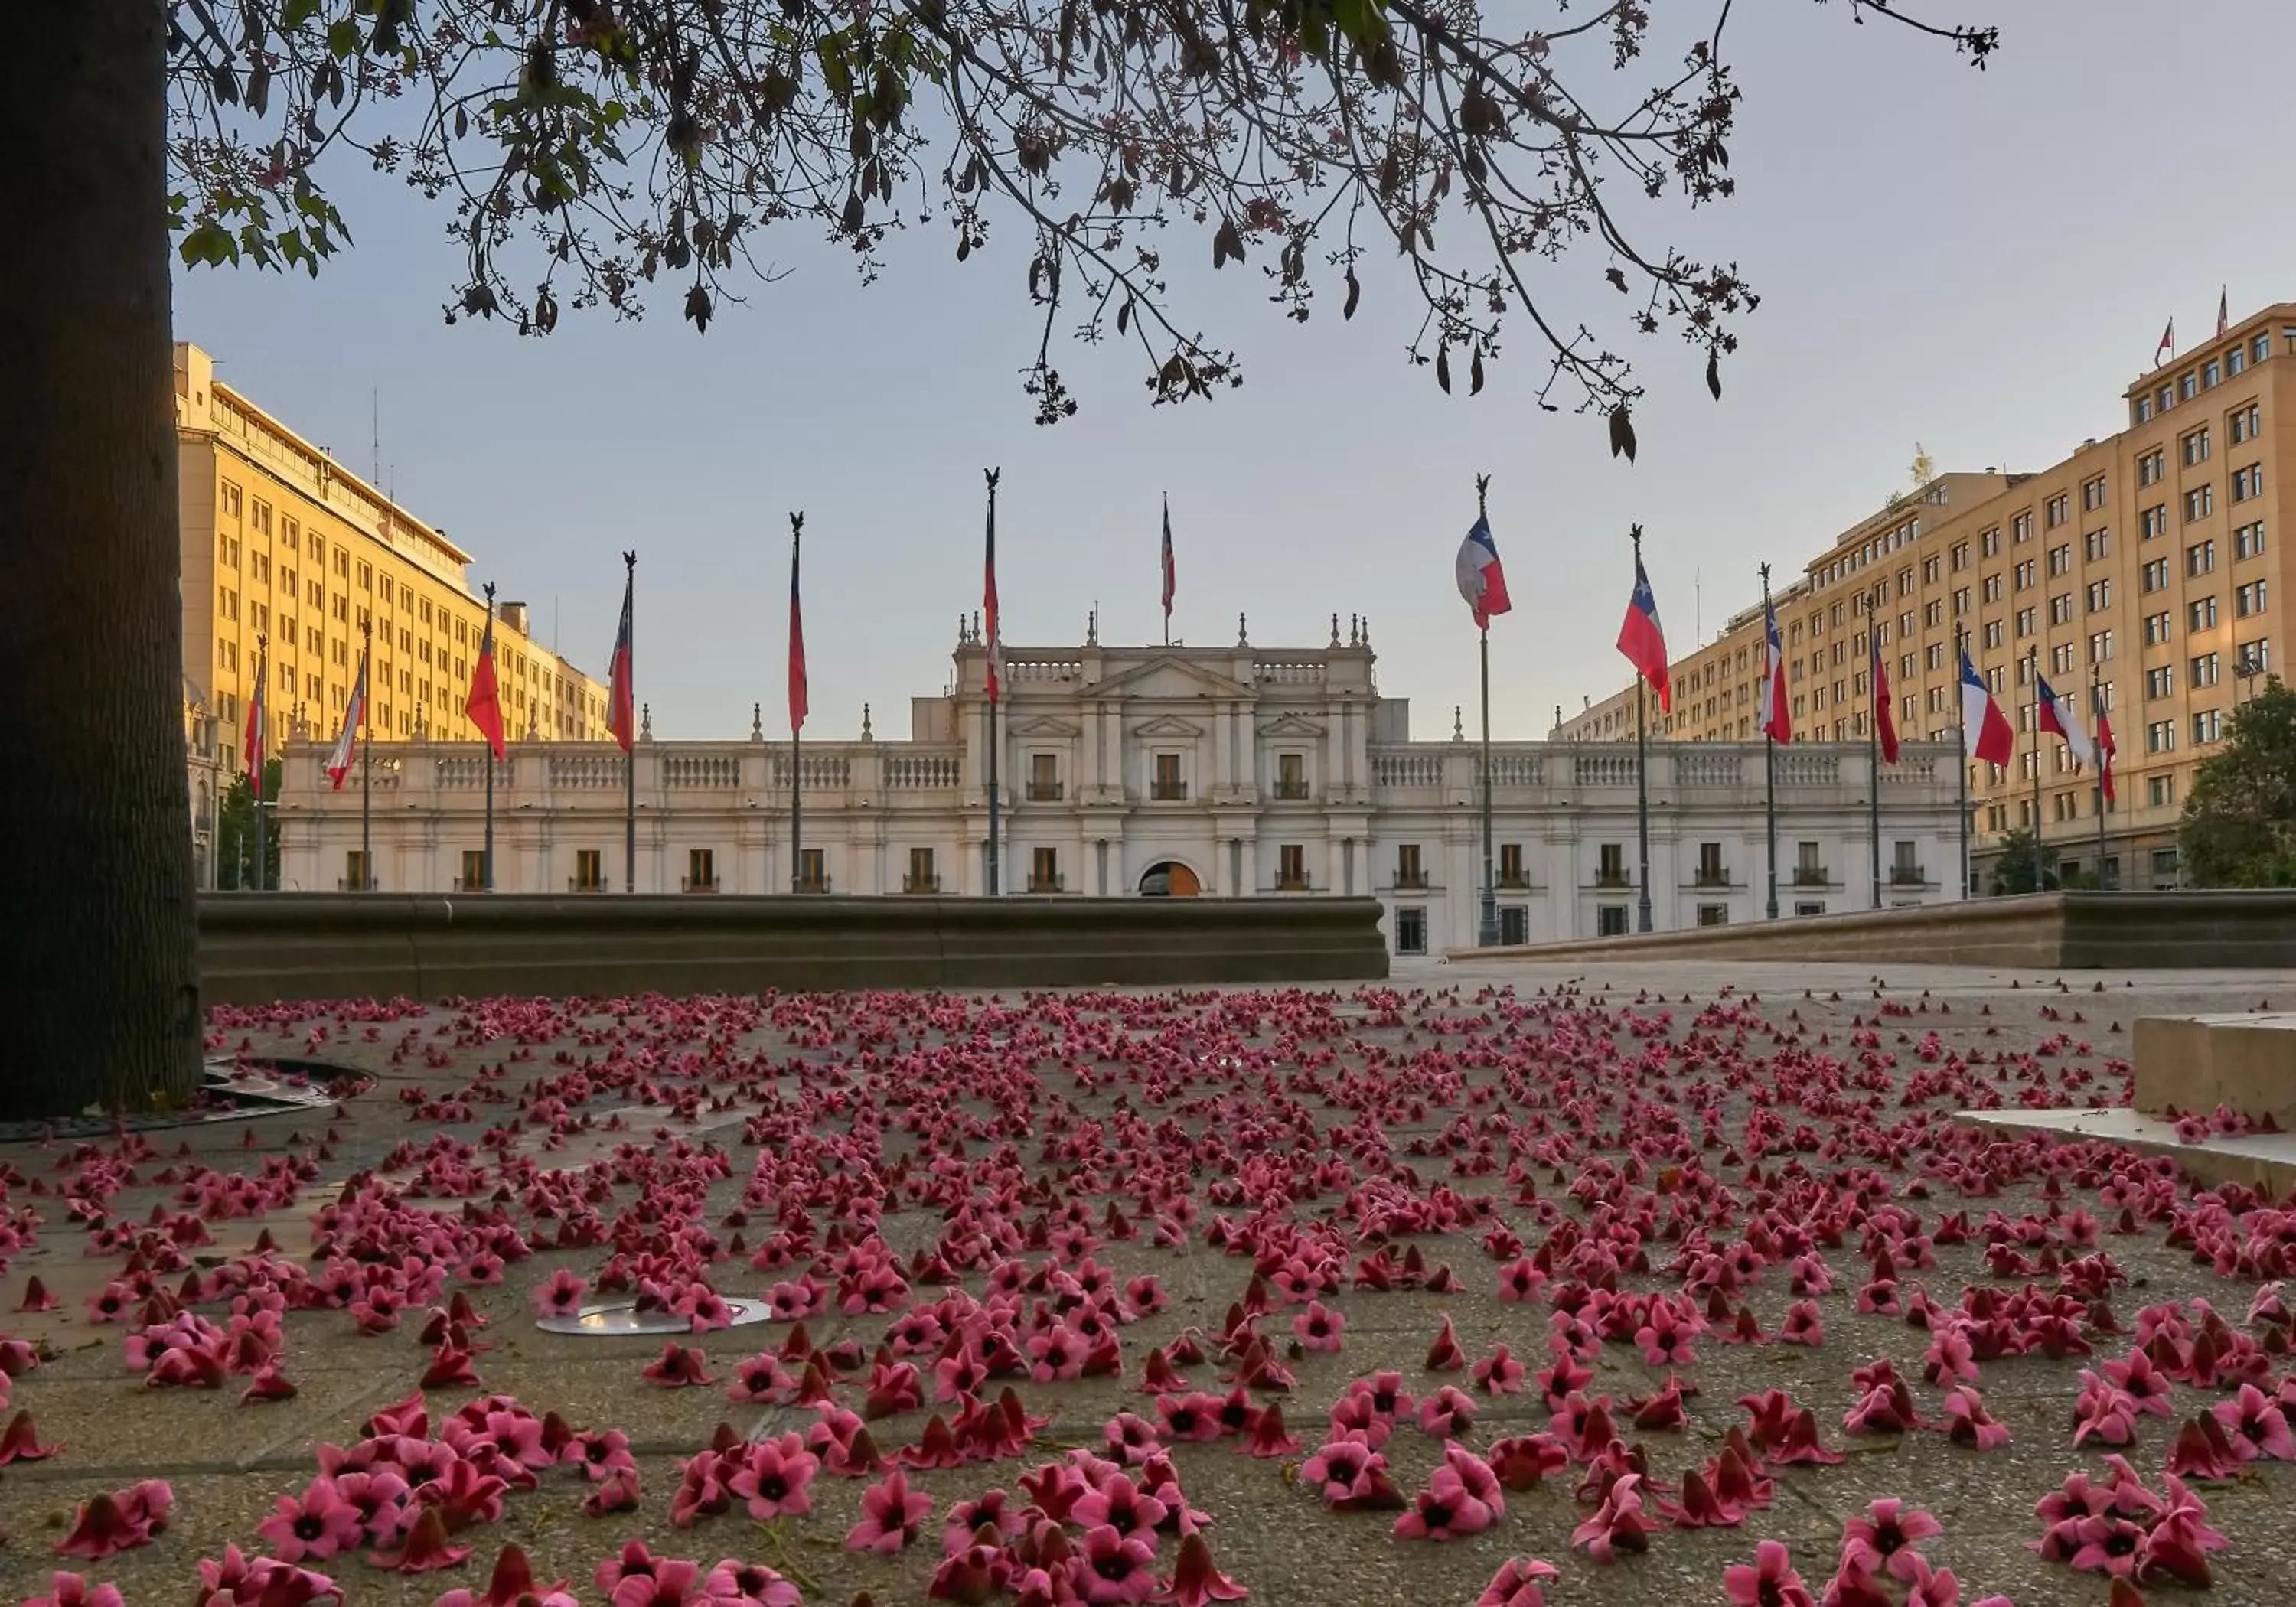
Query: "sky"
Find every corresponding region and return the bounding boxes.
[174,1,2296,744]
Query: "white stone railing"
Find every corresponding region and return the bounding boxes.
[885,754,963,789]
[549,753,625,790]
[1676,751,1744,787]
[1573,752,1639,788]
[1372,753,1445,787]
[1254,658,1326,684]
[664,753,740,790]
[434,754,514,789]
[1006,658,1083,683]
[1776,751,1841,787]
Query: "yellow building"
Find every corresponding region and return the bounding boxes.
[1562,301,2296,891]
[174,343,612,776]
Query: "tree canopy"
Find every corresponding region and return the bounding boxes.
[2180,679,2296,888]
[167,0,1995,428]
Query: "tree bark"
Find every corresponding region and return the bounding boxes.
[0,0,202,1116]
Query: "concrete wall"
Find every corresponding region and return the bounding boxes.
[199,894,1389,1005]
[1459,891,2296,970]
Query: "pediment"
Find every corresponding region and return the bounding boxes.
[1132,715,1207,738]
[1094,653,1254,701]
[1258,712,1328,738]
[1010,715,1082,738]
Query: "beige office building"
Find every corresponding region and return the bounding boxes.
[1562,302,2296,890]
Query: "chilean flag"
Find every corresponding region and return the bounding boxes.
[1759,595,1790,744]
[2154,316,2176,366]
[466,600,506,758]
[1872,640,1900,764]
[1455,514,1511,631]
[1160,497,1176,627]
[326,646,367,790]
[2096,696,2118,804]
[606,558,635,751]
[2035,672,2095,769]
[1960,651,2013,764]
[243,641,269,799]
[788,525,808,734]
[1615,550,1669,711]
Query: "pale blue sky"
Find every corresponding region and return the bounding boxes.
[174,2,2296,742]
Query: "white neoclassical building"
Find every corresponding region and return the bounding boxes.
[273,625,1967,953]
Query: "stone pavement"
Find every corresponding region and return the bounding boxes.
[2,959,2293,1605]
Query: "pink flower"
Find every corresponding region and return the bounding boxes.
[1472,1345,1527,1397]
[1418,1386,1479,1439]
[2211,1382,2296,1460]
[1072,1472,1169,1540]
[54,1480,172,1560]
[1292,1300,1345,1351]
[1076,1523,1160,1604]
[731,1435,820,1522]
[1841,1498,1943,1583]
[22,1578,126,1607]
[533,1268,587,1319]
[846,1468,932,1553]
[1476,1557,1560,1607]
[1394,1461,1496,1540]
[1778,1302,1823,1346]
[1942,1387,2011,1451]
[1301,1433,1388,1507]
[1570,1471,1652,1563]
[256,1476,364,1561]
[1724,1540,1816,1607]
[1164,1532,1247,1607]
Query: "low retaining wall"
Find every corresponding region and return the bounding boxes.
[1454,891,2296,970]
[199,894,1389,1005]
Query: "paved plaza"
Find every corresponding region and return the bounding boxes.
[5,958,2294,1605]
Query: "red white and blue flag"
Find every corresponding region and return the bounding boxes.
[1760,595,1790,744]
[1960,651,2014,765]
[243,640,269,798]
[326,645,367,790]
[2036,672,2095,768]
[466,601,506,759]
[1872,639,1900,764]
[1454,514,1511,631]
[1159,497,1176,628]
[2155,317,2176,366]
[2217,286,2230,341]
[2096,695,2118,804]
[607,559,635,751]
[788,527,808,734]
[1615,551,1669,711]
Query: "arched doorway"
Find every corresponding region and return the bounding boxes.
[1139,860,1201,897]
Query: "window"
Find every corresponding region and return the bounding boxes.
[1923,555,1942,585]
[1795,840,1822,883]
[1028,751,1061,801]
[2048,594,2073,627]
[1394,843,1425,888]
[2182,427,2212,465]
[1694,904,1728,928]
[2084,528,2110,562]
[2144,666,2174,700]
[2160,384,2175,412]
[2148,775,2175,809]
[1596,905,1630,937]
[2232,464,2265,503]
[1923,600,1944,627]
[1925,643,1945,670]
[1277,843,1307,890]
[1696,842,1726,886]
[2237,581,2268,618]
[2015,607,2036,639]
[2012,512,2033,544]
[2141,559,2170,593]
[2014,560,2037,591]
[2082,474,2108,511]
[461,849,488,891]
[2050,642,2074,675]
[2187,540,2216,577]
[2088,629,2115,662]
[2184,485,2215,522]
[2231,403,2262,444]
[1394,907,1427,956]
[251,499,272,534]
[2047,544,2071,577]
[2141,505,2169,542]
[1596,843,1627,888]
[1276,751,1308,800]
[2146,719,2175,754]
[344,849,372,892]
[906,846,938,893]
[2180,370,2198,402]
[1029,846,1062,892]
[2236,520,2267,560]
[1951,541,1971,572]
[2191,651,2220,688]
[569,849,604,892]
[1499,906,1528,946]
[2136,396,2154,423]
[2086,579,2113,612]
[797,848,826,892]
[1151,752,1185,800]
[2203,358,2222,390]
[1795,902,1826,918]
[1499,842,1528,889]
[2190,597,2219,631]
[2193,709,2223,745]
[1982,574,2004,604]
[2138,450,2165,487]
[2229,347,2248,377]
[2154,847,2181,878]
[2237,638,2272,676]
[2046,494,2069,528]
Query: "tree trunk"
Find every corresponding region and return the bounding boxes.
[0,0,202,1117]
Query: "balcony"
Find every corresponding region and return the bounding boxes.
[795,875,830,895]
[1593,869,1631,889]
[1393,869,1430,890]
[1027,872,1065,893]
[1890,865,1927,886]
[902,873,941,893]
[1150,781,1189,801]
[336,876,377,892]
[1026,781,1064,802]
[1273,781,1311,801]
[1496,872,1532,891]
[1692,868,1730,888]
[1276,876,1311,892]
[1791,866,1831,888]
[452,875,491,892]
[566,877,608,893]
[680,875,719,892]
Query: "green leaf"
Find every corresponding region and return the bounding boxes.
[282,0,323,28]
[327,18,361,58]
[178,221,236,268]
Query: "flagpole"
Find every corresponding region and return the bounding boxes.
[360,618,373,889]
[789,515,804,895]
[1869,582,1883,909]
[481,582,496,892]
[2092,656,2107,886]
[2027,645,2042,888]
[1631,523,1652,935]
[1162,494,1171,649]
[623,551,637,894]
[1956,625,1970,901]
[1760,565,1778,922]
[1475,474,1498,948]
[253,631,269,892]
[984,470,1002,898]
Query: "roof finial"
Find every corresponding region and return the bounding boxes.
[1237,611,1248,647]
[1330,612,1340,647]
[1453,704,1464,742]
[862,702,873,739]
[751,702,764,740]
[640,702,652,742]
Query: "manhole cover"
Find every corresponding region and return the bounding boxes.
[536,1298,774,1336]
